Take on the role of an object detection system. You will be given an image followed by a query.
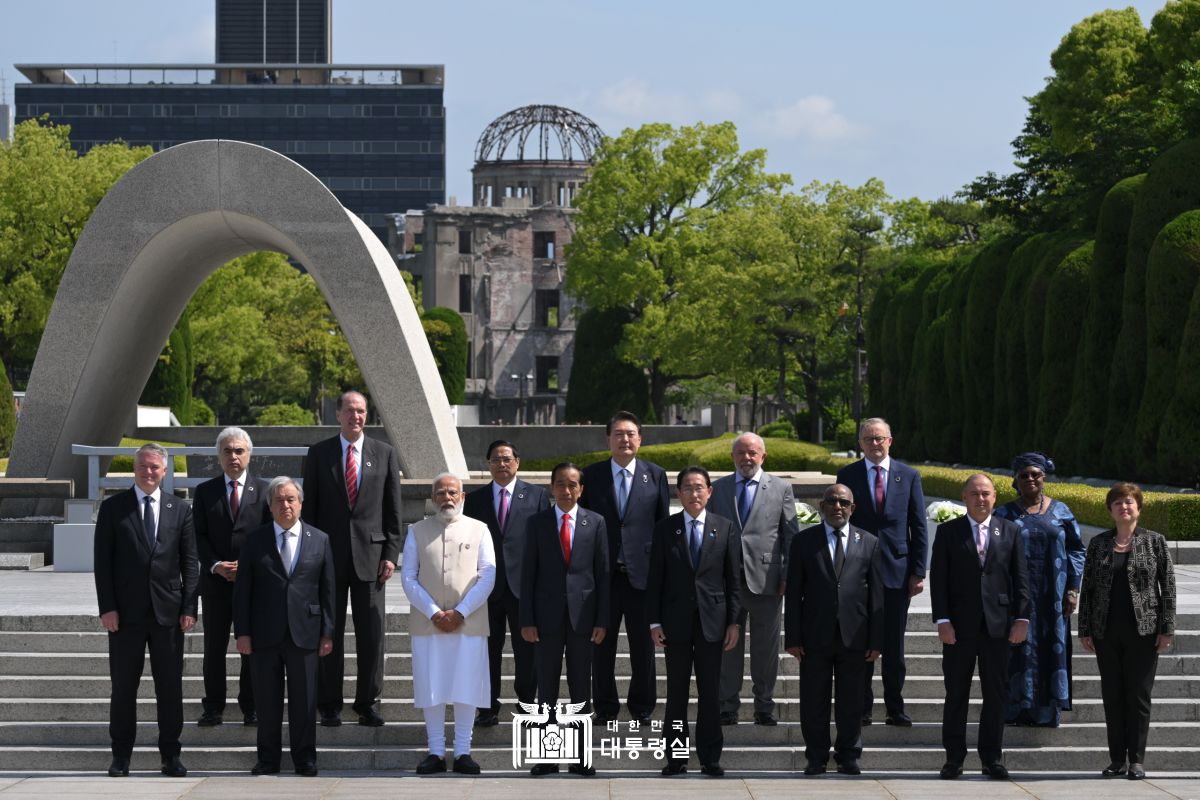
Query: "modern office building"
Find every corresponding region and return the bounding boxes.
[13,1,443,241]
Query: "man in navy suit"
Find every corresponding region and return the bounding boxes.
[930,474,1030,780]
[94,443,199,778]
[235,477,336,777]
[301,390,402,727]
[835,417,927,726]
[579,411,670,724]
[520,463,609,777]
[193,427,272,727]
[463,440,550,727]
[647,467,741,777]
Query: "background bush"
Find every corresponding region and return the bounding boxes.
[256,403,316,426]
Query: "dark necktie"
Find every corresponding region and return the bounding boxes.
[143,496,156,550]
[737,479,754,526]
[874,465,886,514]
[498,487,510,532]
[833,528,845,576]
[345,444,358,508]
[229,479,240,521]
[690,519,702,567]
[617,469,630,517]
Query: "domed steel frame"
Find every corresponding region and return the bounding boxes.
[475,104,604,164]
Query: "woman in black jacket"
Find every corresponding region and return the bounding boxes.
[1078,483,1176,780]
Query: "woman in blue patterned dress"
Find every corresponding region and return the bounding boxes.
[994,452,1086,727]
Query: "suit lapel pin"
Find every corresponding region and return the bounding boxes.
[641,474,648,483]
[992,527,1000,537]
[465,542,472,549]
[365,461,372,468]
[854,531,861,543]
[247,485,255,493]
[165,502,173,510]
[518,493,525,500]
[580,518,588,526]
[674,529,682,537]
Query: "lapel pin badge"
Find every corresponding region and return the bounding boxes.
[580,518,588,526]
[642,474,648,483]
[365,461,372,468]
[518,493,525,500]
[675,529,682,537]
[854,531,861,543]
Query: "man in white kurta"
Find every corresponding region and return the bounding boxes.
[402,473,496,775]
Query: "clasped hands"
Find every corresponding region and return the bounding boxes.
[431,609,465,633]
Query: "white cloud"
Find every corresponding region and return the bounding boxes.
[759,95,860,142]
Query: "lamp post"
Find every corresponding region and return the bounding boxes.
[510,371,533,424]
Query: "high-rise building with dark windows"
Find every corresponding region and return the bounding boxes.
[13,1,443,242]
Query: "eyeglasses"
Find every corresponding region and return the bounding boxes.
[822,497,853,508]
[861,436,889,445]
[678,485,709,495]
[488,457,516,465]
[222,447,247,455]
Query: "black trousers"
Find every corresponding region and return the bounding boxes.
[199,576,254,715]
[318,576,385,716]
[663,613,723,767]
[592,570,655,718]
[535,611,594,708]
[252,635,319,769]
[863,586,910,716]
[941,631,1010,765]
[1094,626,1159,765]
[107,614,184,760]
[486,587,536,712]
[801,636,867,763]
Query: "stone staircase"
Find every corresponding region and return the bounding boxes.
[0,609,1196,775]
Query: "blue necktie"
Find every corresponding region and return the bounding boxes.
[617,469,630,518]
[737,479,754,526]
[143,496,156,550]
[690,519,702,567]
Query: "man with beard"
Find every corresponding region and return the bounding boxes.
[401,474,496,775]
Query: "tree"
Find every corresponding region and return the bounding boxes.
[0,357,15,458]
[566,121,789,420]
[564,307,650,423]
[257,403,316,425]
[0,118,151,379]
[141,312,195,425]
[422,307,467,405]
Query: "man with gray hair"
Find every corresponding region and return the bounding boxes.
[710,432,798,726]
[193,427,272,727]
[401,473,496,775]
[94,443,199,778]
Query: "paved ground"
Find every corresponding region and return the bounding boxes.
[0,773,1195,799]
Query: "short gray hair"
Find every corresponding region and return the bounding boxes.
[732,432,766,452]
[431,471,464,493]
[857,417,892,438]
[267,476,304,504]
[135,442,168,465]
[215,426,253,452]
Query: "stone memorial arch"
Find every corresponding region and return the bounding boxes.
[7,139,468,493]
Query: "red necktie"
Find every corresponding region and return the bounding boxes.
[560,513,572,565]
[346,444,359,508]
[874,465,885,514]
[229,479,240,521]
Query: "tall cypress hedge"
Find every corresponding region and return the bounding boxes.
[564,307,650,423]
[1134,210,1200,480]
[0,359,15,459]
[1035,241,1094,454]
[938,268,972,462]
[422,307,468,405]
[1156,278,1200,488]
[1105,138,1200,475]
[906,261,954,459]
[890,259,942,440]
[1056,174,1143,473]
[141,313,195,425]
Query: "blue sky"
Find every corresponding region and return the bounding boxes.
[0,0,1168,206]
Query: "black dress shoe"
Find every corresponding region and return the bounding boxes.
[475,710,499,728]
[1127,763,1146,780]
[719,712,738,726]
[357,708,385,727]
[197,711,223,727]
[319,712,342,727]
[416,753,447,774]
[884,712,912,727]
[251,761,280,775]
[568,763,596,776]
[295,762,319,777]
[161,756,188,777]
[243,711,258,727]
[1102,761,1127,777]
[837,759,861,775]
[981,762,1009,780]
[701,763,725,777]
[530,763,560,776]
[939,762,963,779]
[804,760,827,775]
[661,763,687,775]
[107,757,130,777]
[453,754,481,775]
[861,715,873,726]
[753,712,777,726]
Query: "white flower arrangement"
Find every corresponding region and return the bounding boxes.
[794,501,821,525]
[927,500,967,523]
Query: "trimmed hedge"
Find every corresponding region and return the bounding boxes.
[1036,241,1093,450]
[422,307,467,405]
[141,313,195,425]
[565,307,650,423]
[1155,277,1200,487]
[0,359,14,459]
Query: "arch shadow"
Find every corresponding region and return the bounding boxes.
[8,140,467,494]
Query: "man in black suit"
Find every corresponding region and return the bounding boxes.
[836,417,927,727]
[647,467,741,777]
[931,474,1030,780]
[301,389,402,727]
[235,477,336,777]
[194,427,272,727]
[520,462,609,777]
[785,484,883,776]
[93,443,199,778]
[579,411,669,725]
[463,440,549,727]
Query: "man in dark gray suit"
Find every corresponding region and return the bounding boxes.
[235,477,336,777]
[301,389,402,727]
[94,443,199,778]
[710,432,797,726]
[463,440,550,727]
